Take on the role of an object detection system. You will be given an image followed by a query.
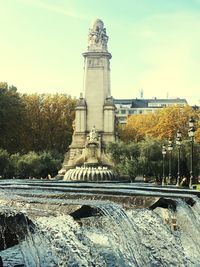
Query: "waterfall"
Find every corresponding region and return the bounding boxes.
[1,198,200,266]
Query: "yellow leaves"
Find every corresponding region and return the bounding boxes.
[155,105,192,137]
[120,105,199,142]
[0,82,8,90]
[195,109,200,142]
[20,93,76,152]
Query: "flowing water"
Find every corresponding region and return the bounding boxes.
[0,185,200,266]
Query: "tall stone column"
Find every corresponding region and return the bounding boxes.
[83,51,112,131]
[83,19,115,144]
[59,19,116,177]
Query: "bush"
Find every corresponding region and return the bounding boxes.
[0,149,63,179]
[108,139,200,181]
[108,142,141,179]
[0,149,11,178]
[17,151,43,179]
[38,151,63,178]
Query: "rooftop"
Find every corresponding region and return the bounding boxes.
[114,98,188,108]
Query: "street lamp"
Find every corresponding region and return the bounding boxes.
[168,139,173,184]
[162,144,167,185]
[188,117,196,188]
[176,130,182,186]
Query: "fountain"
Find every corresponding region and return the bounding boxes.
[63,126,117,181]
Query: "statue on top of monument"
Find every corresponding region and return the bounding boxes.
[88,19,108,50]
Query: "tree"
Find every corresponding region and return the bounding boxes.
[177,140,200,178]
[21,93,76,153]
[0,149,64,179]
[195,108,200,143]
[153,105,195,140]
[108,142,141,179]
[0,82,26,153]
[138,139,163,179]
[17,151,43,179]
[0,149,10,178]
[38,151,63,178]
[121,105,197,142]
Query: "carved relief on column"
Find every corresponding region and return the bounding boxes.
[87,57,103,68]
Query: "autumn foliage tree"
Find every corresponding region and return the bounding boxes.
[195,108,200,142]
[21,93,76,153]
[0,83,76,154]
[120,105,199,142]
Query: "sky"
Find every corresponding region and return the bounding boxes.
[0,0,200,105]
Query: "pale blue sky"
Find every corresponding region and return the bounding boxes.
[0,0,200,105]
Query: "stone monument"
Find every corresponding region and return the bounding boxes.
[59,19,116,181]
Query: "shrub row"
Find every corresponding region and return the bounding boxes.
[0,149,63,179]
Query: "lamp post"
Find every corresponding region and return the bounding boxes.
[176,130,182,186]
[162,144,167,186]
[168,139,173,184]
[188,117,196,188]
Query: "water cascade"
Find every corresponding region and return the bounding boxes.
[1,187,200,267]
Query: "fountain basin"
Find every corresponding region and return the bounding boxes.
[63,166,117,181]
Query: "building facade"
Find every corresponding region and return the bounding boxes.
[114,98,188,124]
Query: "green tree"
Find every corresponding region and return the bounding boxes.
[108,138,200,182]
[17,151,43,179]
[108,142,141,180]
[0,82,26,153]
[177,140,200,178]
[138,139,163,179]
[0,150,63,179]
[9,153,21,178]
[0,149,11,178]
[38,151,63,178]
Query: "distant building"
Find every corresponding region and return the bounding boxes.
[114,98,188,124]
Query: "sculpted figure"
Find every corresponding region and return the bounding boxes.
[89,126,98,141]
[88,19,108,49]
